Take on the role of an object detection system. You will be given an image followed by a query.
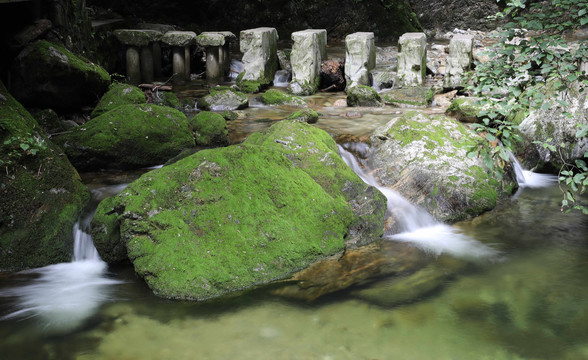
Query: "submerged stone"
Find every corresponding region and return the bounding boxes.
[0,81,90,270]
[198,88,249,111]
[55,104,194,171]
[347,85,384,107]
[369,111,517,223]
[381,86,434,107]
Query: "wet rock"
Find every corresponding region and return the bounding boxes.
[91,82,146,118]
[381,86,434,107]
[91,121,386,300]
[290,29,327,95]
[369,111,517,223]
[518,81,588,171]
[344,32,376,88]
[198,87,249,111]
[286,109,319,124]
[443,35,474,89]
[54,104,194,171]
[347,85,384,107]
[239,27,279,91]
[445,97,494,123]
[320,59,345,92]
[188,111,229,147]
[273,241,430,301]
[10,40,111,112]
[0,81,90,270]
[371,69,396,91]
[433,90,458,107]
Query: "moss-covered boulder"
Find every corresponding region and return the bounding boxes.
[11,40,111,112]
[0,81,90,270]
[153,91,180,108]
[32,108,64,134]
[286,109,319,124]
[381,86,434,107]
[91,82,146,118]
[347,85,384,107]
[518,81,588,171]
[90,121,386,300]
[198,88,249,111]
[55,104,194,171]
[244,121,386,248]
[257,89,306,107]
[369,111,517,224]
[189,111,229,147]
[445,97,495,123]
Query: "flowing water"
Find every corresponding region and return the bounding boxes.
[2,52,588,359]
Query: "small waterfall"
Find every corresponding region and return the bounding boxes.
[230,59,243,81]
[0,184,127,333]
[338,145,499,259]
[273,70,291,87]
[509,152,557,189]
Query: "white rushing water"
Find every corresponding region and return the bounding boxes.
[273,70,291,87]
[0,184,127,333]
[338,145,499,260]
[509,152,558,189]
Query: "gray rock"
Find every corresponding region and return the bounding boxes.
[444,34,473,89]
[347,85,384,107]
[198,88,249,111]
[290,29,327,95]
[240,27,279,85]
[161,31,197,47]
[344,32,376,88]
[369,111,517,223]
[114,29,162,46]
[397,32,427,87]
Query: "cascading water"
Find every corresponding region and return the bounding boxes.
[338,145,500,259]
[509,152,557,189]
[273,70,291,87]
[0,184,127,333]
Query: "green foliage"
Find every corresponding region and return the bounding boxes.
[1,133,47,168]
[468,0,588,213]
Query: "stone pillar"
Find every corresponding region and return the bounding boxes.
[290,29,327,95]
[161,31,197,81]
[153,42,162,77]
[344,32,376,88]
[126,46,141,84]
[197,32,236,82]
[114,29,162,84]
[444,34,473,89]
[397,32,427,87]
[240,27,279,85]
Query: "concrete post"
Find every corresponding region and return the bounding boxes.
[444,34,473,89]
[344,32,376,89]
[239,27,279,85]
[290,29,327,95]
[126,46,141,85]
[197,32,236,82]
[397,32,427,87]
[161,31,197,81]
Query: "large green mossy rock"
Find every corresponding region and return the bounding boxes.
[91,82,146,118]
[369,111,517,224]
[347,85,384,107]
[90,121,386,300]
[445,97,495,123]
[11,40,111,112]
[258,89,306,107]
[0,82,90,270]
[244,121,386,248]
[188,111,229,147]
[55,104,194,171]
[91,145,353,300]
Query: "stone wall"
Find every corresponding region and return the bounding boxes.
[408,0,502,33]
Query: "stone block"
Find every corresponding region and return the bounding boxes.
[114,29,162,47]
[443,34,473,89]
[397,32,427,87]
[290,29,327,95]
[344,32,376,88]
[161,31,197,47]
[240,27,279,84]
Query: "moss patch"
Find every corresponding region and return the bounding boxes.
[0,81,90,270]
[55,104,195,171]
[260,89,306,106]
[286,109,319,124]
[91,82,146,118]
[189,111,229,146]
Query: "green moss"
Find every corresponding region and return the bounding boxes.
[35,40,110,82]
[290,76,321,96]
[286,109,319,124]
[91,143,353,300]
[189,111,229,146]
[347,85,384,107]
[0,81,89,270]
[91,82,146,118]
[260,89,306,106]
[155,91,181,108]
[221,111,239,121]
[55,104,195,170]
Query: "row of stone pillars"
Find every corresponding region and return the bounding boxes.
[115,27,474,93]
[114,29,237,84]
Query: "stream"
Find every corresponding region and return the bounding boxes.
[1,56,588,359]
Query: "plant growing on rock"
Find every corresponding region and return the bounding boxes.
[468,0,588,213]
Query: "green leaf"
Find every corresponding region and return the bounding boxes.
[541,101,551,111]
[20,143,30,151]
